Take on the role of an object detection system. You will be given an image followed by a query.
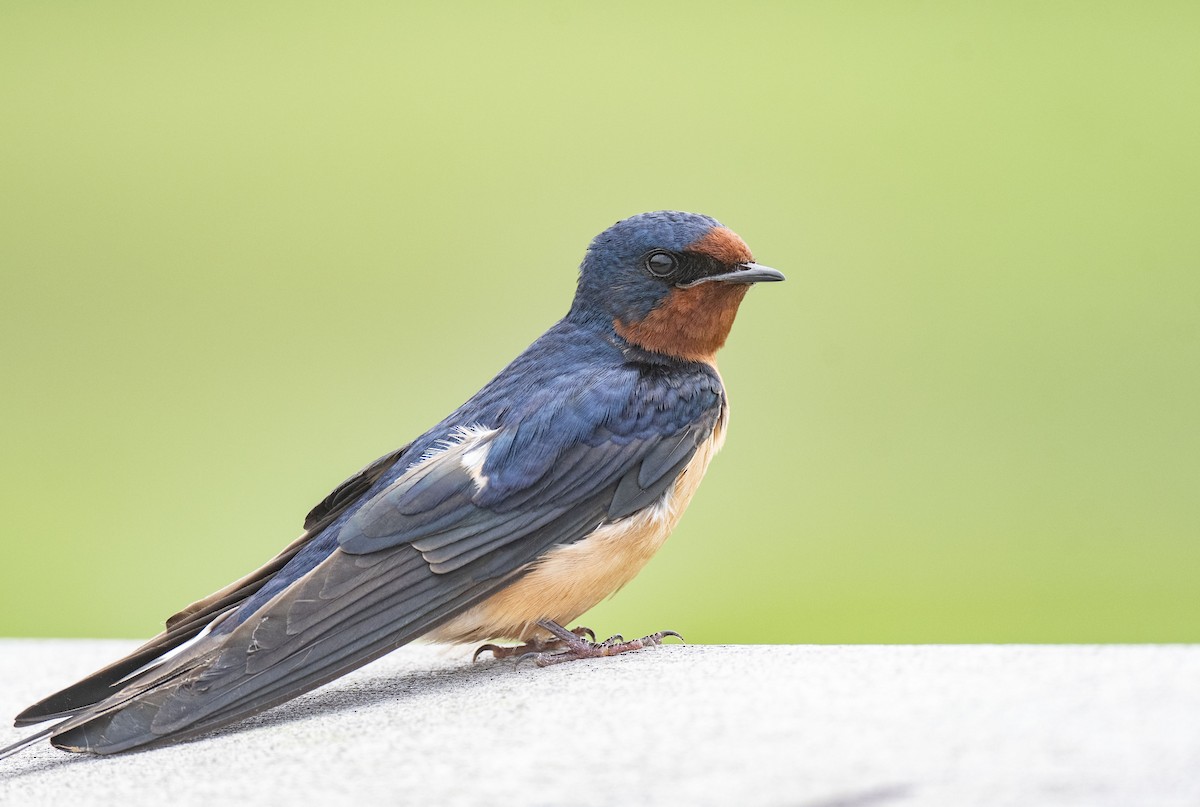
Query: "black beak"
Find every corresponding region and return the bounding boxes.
[676,262,786,289]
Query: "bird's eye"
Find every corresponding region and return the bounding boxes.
[645,251,678,278]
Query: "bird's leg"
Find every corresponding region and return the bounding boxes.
[516,619,684,667]
[472,625,596,663]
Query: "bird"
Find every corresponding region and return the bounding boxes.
[1,210,783,758]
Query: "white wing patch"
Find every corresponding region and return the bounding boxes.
[416,423,499,491]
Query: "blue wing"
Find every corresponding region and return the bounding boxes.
[338,364,722,567]
[40,351,724,753]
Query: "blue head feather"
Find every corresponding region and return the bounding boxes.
[569,211,721,326]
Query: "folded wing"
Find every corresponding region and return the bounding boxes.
[32,364,724,754]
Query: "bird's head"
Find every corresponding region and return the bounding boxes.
[571,211,784,364]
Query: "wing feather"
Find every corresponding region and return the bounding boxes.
[15,446,411,727]
[38,362,726,753]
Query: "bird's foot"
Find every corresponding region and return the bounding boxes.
[473,625,596,663]
[516,619,684,667]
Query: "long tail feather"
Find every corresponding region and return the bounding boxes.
[0,724,63,762]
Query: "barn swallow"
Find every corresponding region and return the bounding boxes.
[2,210,783,757]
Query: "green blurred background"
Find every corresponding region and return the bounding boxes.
[1,3,1197,643]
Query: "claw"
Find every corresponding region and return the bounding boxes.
[472,643,502,663]
[514,651,546,669]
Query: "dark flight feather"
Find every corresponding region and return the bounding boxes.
[15,530,316,726]
[303,445,410,531]
[14,445,415,729]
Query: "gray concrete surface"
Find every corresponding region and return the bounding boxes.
[0,641,1197,806]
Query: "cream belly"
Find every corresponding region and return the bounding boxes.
[430,405,728,643]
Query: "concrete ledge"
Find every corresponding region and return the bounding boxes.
[1,641,1197,806]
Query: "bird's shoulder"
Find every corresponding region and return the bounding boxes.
[431,318,727,475]
[473,319,725,425]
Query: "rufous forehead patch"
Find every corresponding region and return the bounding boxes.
[687,226,753,265]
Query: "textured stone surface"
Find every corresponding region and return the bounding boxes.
[1,641,1197,806]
